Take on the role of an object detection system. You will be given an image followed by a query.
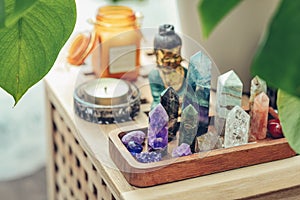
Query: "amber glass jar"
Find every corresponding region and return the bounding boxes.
[91,5,142,81]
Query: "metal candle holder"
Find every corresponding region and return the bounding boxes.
[74,78,141,124]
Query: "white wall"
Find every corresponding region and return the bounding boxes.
[176,0,280,91]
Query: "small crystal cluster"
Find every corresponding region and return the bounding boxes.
[172,143,192,158]
[135,152,162,163]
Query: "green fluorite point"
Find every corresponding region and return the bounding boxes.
[178,104,199,146]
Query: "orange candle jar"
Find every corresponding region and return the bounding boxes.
[92,5,142,81]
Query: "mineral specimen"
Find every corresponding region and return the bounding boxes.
[160,87,180,141]
[215,70,243,135]
[172,143,192,158]
[127,141,143,155]
[121,131,146,145]
[224,106,250,148]
[195,130,221,152]
[249,92,270,141]
[267,118,283,139]
[249,76,267,109]
[178,104,199,146]
[182,51,212,128]
[148,104,169,150]
[135,152,162,163]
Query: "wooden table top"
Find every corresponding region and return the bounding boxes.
[45,54,300,199]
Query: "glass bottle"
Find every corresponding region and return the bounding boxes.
[92,5,142,81]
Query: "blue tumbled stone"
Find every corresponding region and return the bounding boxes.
[127,141,143,155]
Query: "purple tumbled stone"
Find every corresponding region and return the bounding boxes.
[148,104,169,150]
[172,143,192,158]
[135,152,162,163]
[121,131,146,145]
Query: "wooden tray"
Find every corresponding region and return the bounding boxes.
[109,126,296,187]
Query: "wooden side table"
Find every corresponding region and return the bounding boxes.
[45,65,300,200]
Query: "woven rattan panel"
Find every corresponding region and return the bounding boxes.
[50,103,116,200]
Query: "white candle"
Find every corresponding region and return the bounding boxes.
[84,78,130,105]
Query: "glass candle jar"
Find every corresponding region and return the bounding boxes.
[92,5,142,81]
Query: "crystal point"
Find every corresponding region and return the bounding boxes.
[249,76,267,109]
[148,104,169,150]
[215,70,243,135]
[178,104,199,146]
[224,106,250,148]
[182,51,212,127]
[182,51,212,138]
[160,87,180,141]
[249,92,269,141]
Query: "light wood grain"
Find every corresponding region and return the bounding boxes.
[45,62,300,200]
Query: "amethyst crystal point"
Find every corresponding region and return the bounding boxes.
[121,131,146,145]
[127,141,143,155]
[148,104,169,150]
[160,87,179,141]
[178,104,199,146]
[135,152,162,163]
[172,143,192,158]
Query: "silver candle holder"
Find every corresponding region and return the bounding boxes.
[74,78,141,124]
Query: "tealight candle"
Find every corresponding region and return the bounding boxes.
[84,78,130,105]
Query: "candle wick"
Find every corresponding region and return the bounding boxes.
[104,86,107,94]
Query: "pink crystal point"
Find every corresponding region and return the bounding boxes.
[249,92,270,141]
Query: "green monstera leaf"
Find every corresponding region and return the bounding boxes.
[198,0,242,38]
[251,0,300,98]
[0,0,5,28]
[5,0,39,26]
[0,0,76,104]
[278,90,300,153]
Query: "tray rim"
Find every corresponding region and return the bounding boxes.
[108,125,296,187]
